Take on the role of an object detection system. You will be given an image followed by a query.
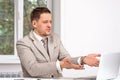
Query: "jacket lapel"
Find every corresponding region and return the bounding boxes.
[29,31,50,61]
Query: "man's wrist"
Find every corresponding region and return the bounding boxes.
[81,56,86,65]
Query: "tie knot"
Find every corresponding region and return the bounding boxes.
[41,38,48,47]
[41,38,47,43]
[41,39,45,44]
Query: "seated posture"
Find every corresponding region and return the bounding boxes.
[16,7,100,78]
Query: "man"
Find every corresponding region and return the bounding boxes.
[16,7,101,78]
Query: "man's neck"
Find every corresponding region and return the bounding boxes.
[33,30,47,39]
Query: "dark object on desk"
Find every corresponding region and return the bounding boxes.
[38,78,96,80]
[52,77,96,80]
[75,77,96,80]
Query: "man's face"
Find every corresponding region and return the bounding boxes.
[33,13,52,38]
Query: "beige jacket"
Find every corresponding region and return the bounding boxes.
[16,31,80,78]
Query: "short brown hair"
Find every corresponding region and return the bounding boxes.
[30,7,51,22]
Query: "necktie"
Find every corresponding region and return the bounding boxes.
[41,39,46,49]
[41,38,49,55]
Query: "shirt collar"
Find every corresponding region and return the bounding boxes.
[33,31,43,42]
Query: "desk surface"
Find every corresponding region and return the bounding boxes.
[1,75,120,80]
[0,77,96,80]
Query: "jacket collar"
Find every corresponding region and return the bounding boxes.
[29,30,50,61]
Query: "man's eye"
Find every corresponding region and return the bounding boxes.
[43,21,47,23]
[50,21,52,23]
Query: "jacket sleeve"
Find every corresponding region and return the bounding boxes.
[55,34,82,65]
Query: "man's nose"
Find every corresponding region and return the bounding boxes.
[48,22,52,27]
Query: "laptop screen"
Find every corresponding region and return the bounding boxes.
[96,52,120,80]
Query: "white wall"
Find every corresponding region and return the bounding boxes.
[61,0,120,78]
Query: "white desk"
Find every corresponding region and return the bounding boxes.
[0,78,96,80]
[0,74,119,80]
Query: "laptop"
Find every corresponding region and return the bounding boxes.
[96,52,120,80]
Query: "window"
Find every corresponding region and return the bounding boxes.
[0,0,14,55]
[0,0,52,63]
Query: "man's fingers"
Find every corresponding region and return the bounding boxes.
[90,60,100,67]
[95,54,101,57]
[70,64,85,69]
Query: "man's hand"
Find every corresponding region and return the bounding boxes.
[83,53,101,67]
[60,57,84,69]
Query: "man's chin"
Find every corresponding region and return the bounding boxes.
[45,33,51,36]
[47,31,51,35]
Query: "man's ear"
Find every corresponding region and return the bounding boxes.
[32,20,37,28]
